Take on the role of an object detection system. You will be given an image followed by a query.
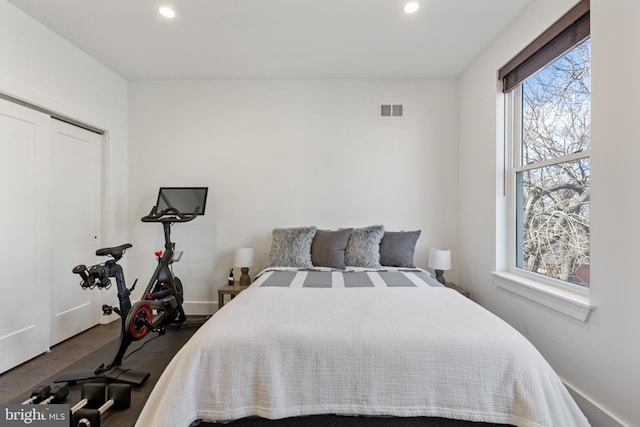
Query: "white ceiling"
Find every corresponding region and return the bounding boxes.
[6,0,531,81]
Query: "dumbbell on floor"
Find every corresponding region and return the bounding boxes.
[39,384,69,404]
[70,383,106,416]
[73,383,131,427]
[21,385,51,404]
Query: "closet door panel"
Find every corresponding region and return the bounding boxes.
[0,98,50,373]
[49,119,102,345]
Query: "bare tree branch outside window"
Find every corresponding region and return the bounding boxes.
[517,38,591,287]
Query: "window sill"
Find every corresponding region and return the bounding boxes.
[491,271,594,322]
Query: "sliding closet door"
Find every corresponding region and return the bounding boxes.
[49,119,102,345]
[0,98,51,374]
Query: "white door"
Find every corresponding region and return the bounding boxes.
[49,119,102,345]
[0,98,51,373]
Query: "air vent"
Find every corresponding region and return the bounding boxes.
[380,104,403,117]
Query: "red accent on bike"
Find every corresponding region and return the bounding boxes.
[147,292,152,299]
[155,251,163,257]
[129,303,153,341]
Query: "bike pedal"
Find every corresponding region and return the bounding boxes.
[129,278,138,292]
[102,305,113,315]
[97,278,112,289]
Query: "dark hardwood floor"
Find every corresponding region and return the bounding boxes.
[0,317,206,426]
[0,321,121,403]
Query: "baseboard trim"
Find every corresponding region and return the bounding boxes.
[564,380,627,427]
[183,300,217,315]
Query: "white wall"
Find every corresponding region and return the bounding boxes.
[0,0,129,252]
[458,0,640,425]
[9,0,631,422]
[128,79,459,313]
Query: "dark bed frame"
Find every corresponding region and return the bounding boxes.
[198,415,514,426]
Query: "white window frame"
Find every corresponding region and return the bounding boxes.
[493,70,594,323]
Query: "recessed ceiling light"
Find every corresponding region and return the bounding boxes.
[404,2,419,14]
[159,6,175,18]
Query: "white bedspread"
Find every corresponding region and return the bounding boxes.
[136,282,589,427]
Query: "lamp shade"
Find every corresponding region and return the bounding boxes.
[428,248,451,270]
[233,248,254,267]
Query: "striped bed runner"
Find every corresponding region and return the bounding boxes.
[257,269,443,288]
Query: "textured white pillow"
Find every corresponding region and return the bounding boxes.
[344,225,385,268]
[268,226,317,267]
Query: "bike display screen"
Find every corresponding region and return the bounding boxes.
[155,187,208,215]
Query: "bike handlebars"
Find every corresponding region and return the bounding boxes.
[73,263,112,290]
[141,206,201,224]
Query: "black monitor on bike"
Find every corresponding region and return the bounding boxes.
[154,187,208,216]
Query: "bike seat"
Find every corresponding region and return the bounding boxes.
[96,243,133,259]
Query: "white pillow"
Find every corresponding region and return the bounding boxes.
[267,226,317,268]
[344,225,384,268]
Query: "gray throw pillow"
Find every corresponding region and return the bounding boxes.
[268,226,317,267]
[311,229,353,269]
[379,230,421,267]
[344,225,385,268]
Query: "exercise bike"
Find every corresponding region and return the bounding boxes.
[56,187,208,386]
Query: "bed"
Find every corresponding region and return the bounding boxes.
[135,226,589,427]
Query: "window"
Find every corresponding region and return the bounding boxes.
[500,1,591,292]
[512,39,591,288]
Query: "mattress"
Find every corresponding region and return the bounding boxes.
[135,267,589,427]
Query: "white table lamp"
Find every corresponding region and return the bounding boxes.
[234,248,254,286]
[428,248,451,285]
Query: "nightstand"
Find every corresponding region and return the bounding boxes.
[218,283,250,309]
[445,282,470,298]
